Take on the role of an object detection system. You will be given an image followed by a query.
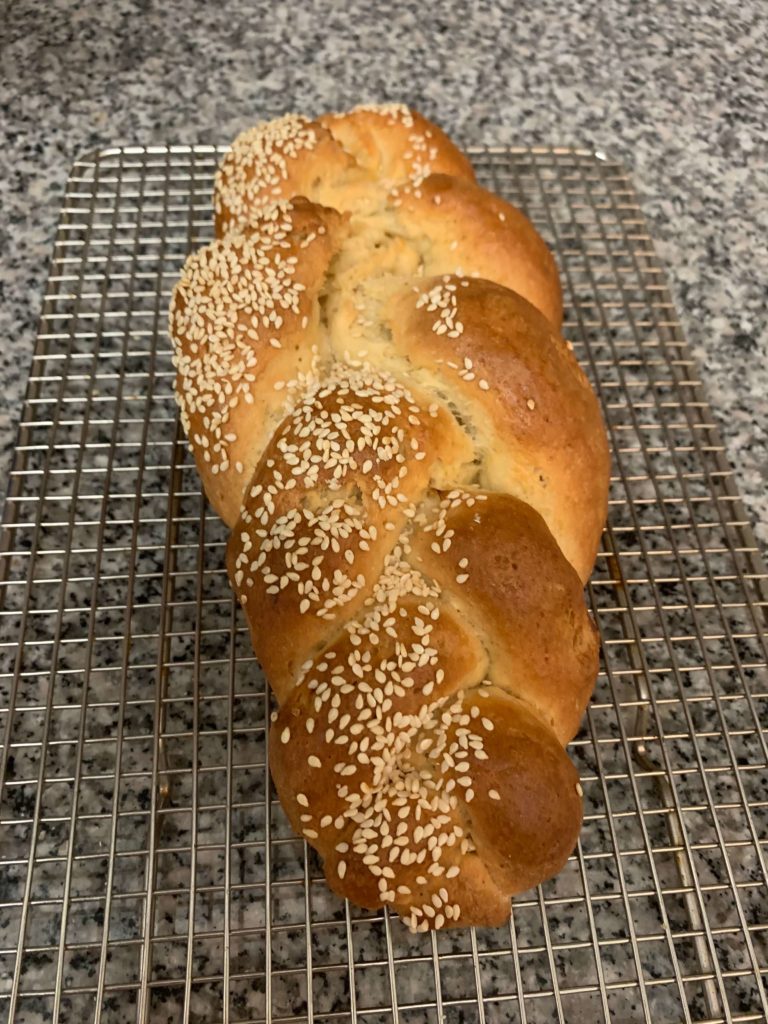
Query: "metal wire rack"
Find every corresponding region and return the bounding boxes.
[0,144,766,1024]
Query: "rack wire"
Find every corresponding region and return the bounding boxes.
[0,144,766,1024]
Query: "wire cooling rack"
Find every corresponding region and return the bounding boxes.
[0,145,766,1024]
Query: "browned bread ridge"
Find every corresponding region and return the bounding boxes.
[169,103,609,931]
[213,107,562,327]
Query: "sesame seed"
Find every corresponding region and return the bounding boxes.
[174,159,541,910]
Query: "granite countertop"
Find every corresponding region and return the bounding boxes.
[1,4,767,1020]
[2,1,766,548]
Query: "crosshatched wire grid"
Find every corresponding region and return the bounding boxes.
[0,144,766,1024]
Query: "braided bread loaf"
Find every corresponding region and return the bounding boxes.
[169,104,609,931]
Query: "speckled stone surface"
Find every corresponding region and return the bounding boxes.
[1,4,768,1019]
[1,0,766,548]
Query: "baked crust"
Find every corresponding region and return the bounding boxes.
[168,105,609,930]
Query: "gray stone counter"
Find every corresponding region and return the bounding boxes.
[1,4,767,1020]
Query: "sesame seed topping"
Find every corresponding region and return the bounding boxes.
[169,204,314,471]
[173,110,570,932]
[416,281,464,339]
[215,114,319,224]
[348,102,415,128]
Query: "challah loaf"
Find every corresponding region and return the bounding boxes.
[169,104,609,931]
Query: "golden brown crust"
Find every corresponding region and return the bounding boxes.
[269,662,582,926]
[455,692,583,895]
[168,107,609,931]
[238,485,595,929]
[226,371,472,702]
[394,174,563,327]
[214,104,475,237]
[411,492,599,744]
[214,116,357,237]
[384,277,609,582]
[169,199,348,526]
[317,107,476,186]
[214,106,560,327]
